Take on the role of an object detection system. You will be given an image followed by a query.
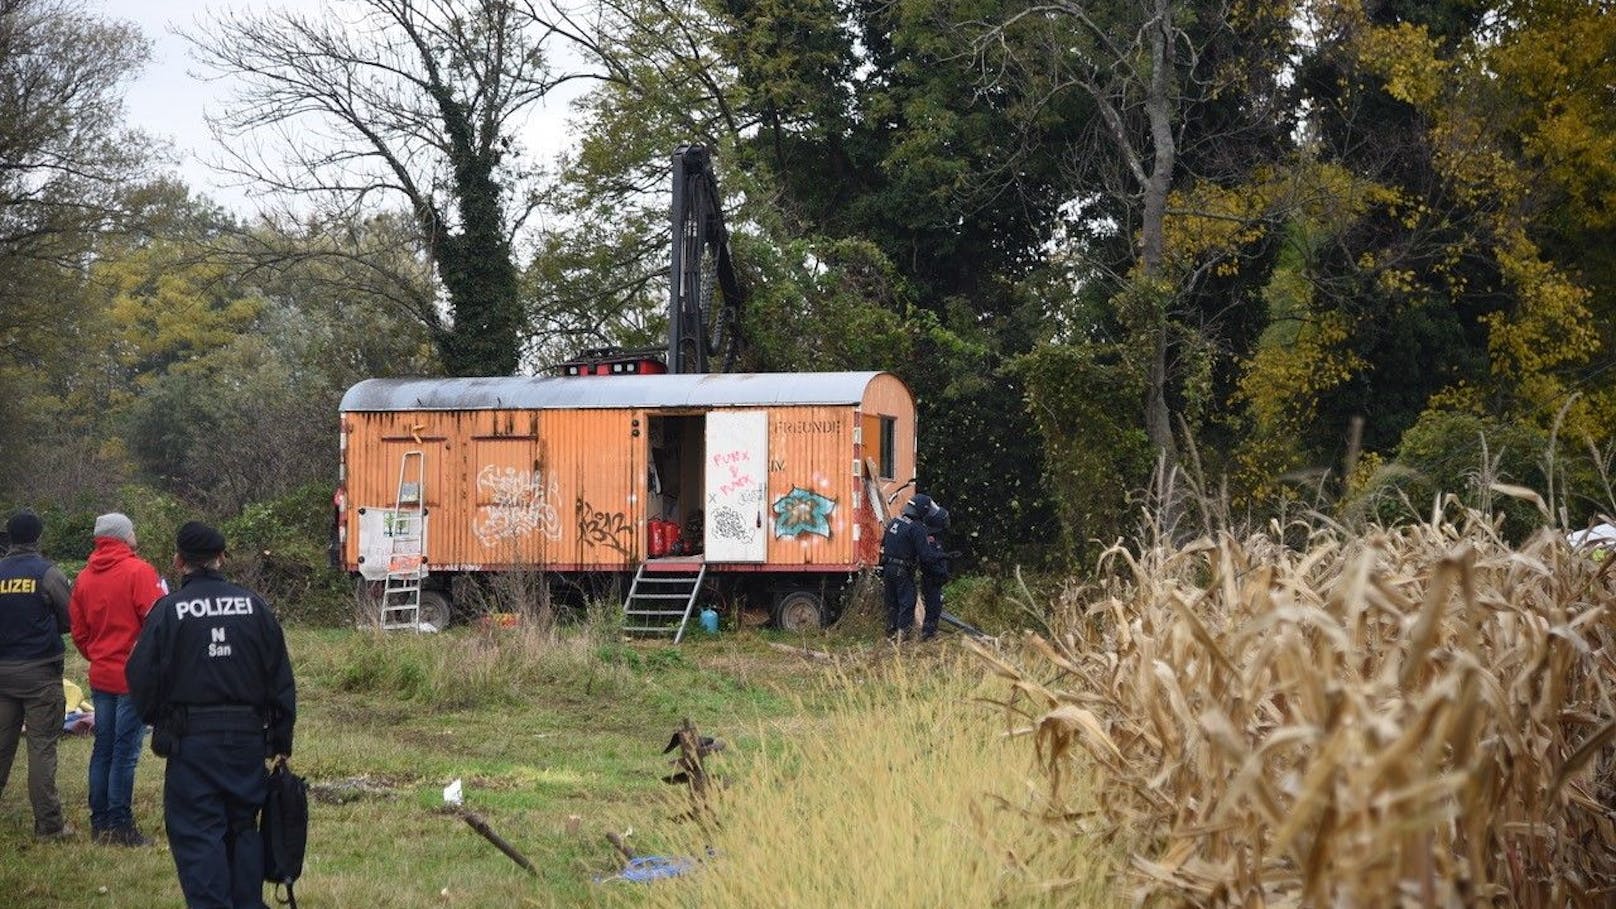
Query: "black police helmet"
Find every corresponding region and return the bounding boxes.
[923,505,950,532]
[901,493,938,520]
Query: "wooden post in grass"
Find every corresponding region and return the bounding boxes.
[661,718,724,822]
[456,809,538,876]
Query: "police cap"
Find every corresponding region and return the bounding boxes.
[176,521,227,560]
[6,510,43,545]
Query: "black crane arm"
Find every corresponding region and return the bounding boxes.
[667,145,745,374]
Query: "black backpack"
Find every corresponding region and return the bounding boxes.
[261,756,308,908]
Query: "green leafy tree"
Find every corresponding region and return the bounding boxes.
[967,0,1300,463]
[1234,0,1609,503]
[0,0,152,500]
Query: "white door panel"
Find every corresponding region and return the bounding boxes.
[704,410,767,562]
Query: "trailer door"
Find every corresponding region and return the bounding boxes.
[704,410,768,562]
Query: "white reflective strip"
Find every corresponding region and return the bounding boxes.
[852,459,862,477]
[852,491,861,510]
[853,425,862,445]
[852,523,861,541]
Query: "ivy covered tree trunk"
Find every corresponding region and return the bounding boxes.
[431,130,521,377]
[191,0,553,378]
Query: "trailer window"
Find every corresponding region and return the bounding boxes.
[879,416,896,480]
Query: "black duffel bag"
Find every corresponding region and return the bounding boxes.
[261,756,308,908]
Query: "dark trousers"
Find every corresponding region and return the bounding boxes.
[164,729,269,909]
[0,659,65,834]
[883,569,917,635]
[920,574,945,636]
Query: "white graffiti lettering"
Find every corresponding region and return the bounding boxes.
[473,465,563,545]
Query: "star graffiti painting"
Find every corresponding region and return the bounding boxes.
[772,487,837,538]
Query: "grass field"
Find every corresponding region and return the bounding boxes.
[0,617,1105,908]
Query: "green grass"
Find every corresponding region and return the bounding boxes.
[1,618,1112,907]
[0,625,857,907]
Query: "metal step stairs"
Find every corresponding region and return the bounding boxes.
[381,450,429,631]
[621,561,706,643]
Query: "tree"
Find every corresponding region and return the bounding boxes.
[190,0,571,376]
[969,0,1299,463]
[0,0,150,287]
[0,0,151,500]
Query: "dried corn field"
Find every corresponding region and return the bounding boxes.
[975,507,1616,906]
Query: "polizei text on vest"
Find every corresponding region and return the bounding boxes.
[173,596,254,619]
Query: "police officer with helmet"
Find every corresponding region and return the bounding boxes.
[879,494,945,640]
[918,505,951,641]
[127,521,296,909]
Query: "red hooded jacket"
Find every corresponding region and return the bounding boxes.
[69,538,168,694]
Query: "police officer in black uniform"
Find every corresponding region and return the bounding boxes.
[127,522,296,909]
[0,510,75,839]
[879,494,945,640]
[918,505,951,642]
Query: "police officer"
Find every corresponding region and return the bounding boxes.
[879,494,945,641]
[127,521,296,909]
[0,509,75,839]
[918,505,951,642]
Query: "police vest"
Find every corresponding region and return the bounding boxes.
[0,553,64,662]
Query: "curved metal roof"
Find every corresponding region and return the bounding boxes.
[339,372,893,412]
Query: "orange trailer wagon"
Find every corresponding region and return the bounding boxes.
[337,371,917,630]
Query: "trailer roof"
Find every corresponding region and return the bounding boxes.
[339,371,896,412]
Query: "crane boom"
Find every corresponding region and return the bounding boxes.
[667,144,744,374]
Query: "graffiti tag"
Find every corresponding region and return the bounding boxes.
[473,465,563,545]
[711,448,760,498]
[775,419,841,434]
[576,499,633,557]
[712,507,750,542]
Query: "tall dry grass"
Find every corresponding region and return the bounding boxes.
[977,501,1616,905]
[315,621,630,709]
[632,652,1119,909]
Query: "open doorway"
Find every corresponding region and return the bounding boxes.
[647,414,705,555]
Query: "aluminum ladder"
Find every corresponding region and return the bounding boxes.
[381,450,428,631]
[621,561,706,643]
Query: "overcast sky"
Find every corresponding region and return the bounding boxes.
[106,0,584,213]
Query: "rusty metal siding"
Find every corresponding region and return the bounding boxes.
[866,372,917,491]
[763,406,857,565]
[462,408,548,568]
[542,409,644,570]
[451,408,645,572]
[341,411,461,574]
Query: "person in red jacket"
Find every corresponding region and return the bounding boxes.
[69,513,167,846]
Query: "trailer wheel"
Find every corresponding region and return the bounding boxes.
[353,581,453,630]
[418,589,452,630]
[773,589,825,632]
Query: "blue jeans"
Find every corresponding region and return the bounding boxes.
[89,691,146,831]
